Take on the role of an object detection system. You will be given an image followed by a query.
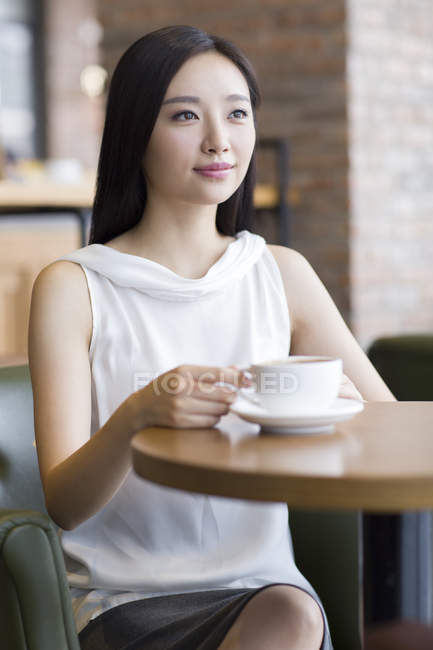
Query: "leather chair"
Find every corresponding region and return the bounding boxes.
[290,511,362,649]
[0,364,79,649]
[368,334,433,401]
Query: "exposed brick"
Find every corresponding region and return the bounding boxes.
[348,0,433,347]
[45,0,102,168]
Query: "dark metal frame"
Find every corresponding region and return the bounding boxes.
[0,207,91,247]
[255,138,291,247]
[33,0,46,159]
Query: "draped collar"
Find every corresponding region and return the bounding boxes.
[59,230,266,302]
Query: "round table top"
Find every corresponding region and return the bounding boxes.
[131,402,433,511]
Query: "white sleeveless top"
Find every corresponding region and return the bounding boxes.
[57,230,316,632]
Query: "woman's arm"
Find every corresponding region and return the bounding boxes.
[29,262,242,530]
[28,261,139,530]
[268,245,395,401]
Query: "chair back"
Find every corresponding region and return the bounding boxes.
[0,364,46,512]
[0,364,80,649]
[367,335,433,629]
[368,335,433,400]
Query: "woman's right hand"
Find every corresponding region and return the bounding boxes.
[127,364,250,431]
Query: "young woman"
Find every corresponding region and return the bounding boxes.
[28,25,394,650]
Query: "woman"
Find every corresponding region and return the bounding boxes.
[28,25,394,650]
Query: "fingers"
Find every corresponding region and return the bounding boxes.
[170,412,221,429]
[339,374,364,401]
[179,364,251,388]
[181,395,234,416]
[145,364,252,429]
[162,396,232,429]
[195,383,238,403]
[153,365,250,402]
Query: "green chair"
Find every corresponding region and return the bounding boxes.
[368,334,433,401]
[0,364,80,650]
[290,511,362,649]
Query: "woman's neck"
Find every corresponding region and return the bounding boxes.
[104,214,236,279]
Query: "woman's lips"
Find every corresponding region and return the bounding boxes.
[194,163,233,178]
[193,168,233,179]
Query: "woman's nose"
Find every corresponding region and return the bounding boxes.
[201,122,231,154]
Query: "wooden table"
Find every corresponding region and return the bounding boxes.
[132,402,433,510]
[132,402,433,648]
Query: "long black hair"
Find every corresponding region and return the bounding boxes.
[89,25,261,245]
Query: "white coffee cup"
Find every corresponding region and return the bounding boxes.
[240,356,343,413]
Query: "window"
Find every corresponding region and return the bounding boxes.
[0,0,44,158]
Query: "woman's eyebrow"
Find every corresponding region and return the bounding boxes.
[162,93,251,105]
[162,96,197,105]
[227,93,250,103]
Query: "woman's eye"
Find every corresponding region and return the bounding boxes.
[231,109,248,119]
[172,111,198,121]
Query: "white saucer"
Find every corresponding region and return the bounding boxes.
[230,397,364,435]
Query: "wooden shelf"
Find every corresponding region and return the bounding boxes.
[0,173,96,209]
[0,355,27,368]
[0,174,298,212]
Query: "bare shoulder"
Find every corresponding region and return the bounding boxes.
[35,258,89,292]
[31,260,92,347]
[266,244,316,291]
[267,244,310,270]
[266,243,333,334]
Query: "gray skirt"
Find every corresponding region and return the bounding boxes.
[78,584,333,650]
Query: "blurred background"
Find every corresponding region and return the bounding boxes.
[0,0,432,364]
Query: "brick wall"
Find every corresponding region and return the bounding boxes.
[45,0,103,168]
[348,0,433,347]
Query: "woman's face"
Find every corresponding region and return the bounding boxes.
[142,51,256,207]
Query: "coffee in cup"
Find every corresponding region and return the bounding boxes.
[241,356,343,413]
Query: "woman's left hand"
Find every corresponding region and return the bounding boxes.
[339,374,364,401]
